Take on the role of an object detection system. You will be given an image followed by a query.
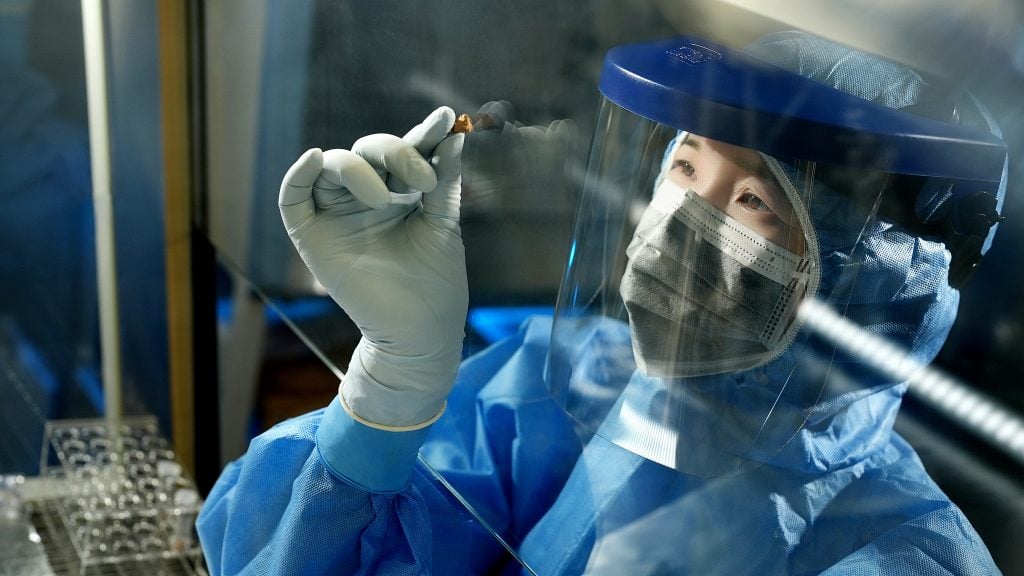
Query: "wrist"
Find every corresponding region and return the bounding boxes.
[316,394,433,493]
[339,381,446,431]
[341,338,461,428]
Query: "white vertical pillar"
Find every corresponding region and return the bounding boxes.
[81,0,123,423]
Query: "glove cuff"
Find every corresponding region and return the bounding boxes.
[341,339,459,428]
[338,383,446,431]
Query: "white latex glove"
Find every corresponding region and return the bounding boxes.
[279,107,468,429]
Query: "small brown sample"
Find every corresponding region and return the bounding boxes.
[451,113,474,134]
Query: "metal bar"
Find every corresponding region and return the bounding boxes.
[81,0,123,425]
[157,0,197,478]
[185,0,222,495]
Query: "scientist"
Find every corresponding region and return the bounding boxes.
[197,31,1006,575]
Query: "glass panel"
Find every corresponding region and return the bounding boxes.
[202,1,1024,573]
[1,0,98,475]
[1,0,170,473]
[104,1,172,434]
[1,2,193,573]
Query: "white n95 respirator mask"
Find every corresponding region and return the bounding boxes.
[619,179,813,377]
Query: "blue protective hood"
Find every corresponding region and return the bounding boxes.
[747,30,1009,257]
[734,32,966,473]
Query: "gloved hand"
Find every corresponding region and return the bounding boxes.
[278,106,468,429]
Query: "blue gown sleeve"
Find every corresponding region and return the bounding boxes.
[196,404,441,575]
[196,319,550,575]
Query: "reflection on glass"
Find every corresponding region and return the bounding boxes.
[200,2,1024,574]
[799,298,1024,465]
[0,0,97,475]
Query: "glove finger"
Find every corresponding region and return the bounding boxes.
[279,148,323,230]
[421,134,464,224]
[403,106,456,156]
[319,148,391,210]
[353,133,438,193]
[311,174,354,209]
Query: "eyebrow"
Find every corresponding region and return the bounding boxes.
[680,137,777,186]
[678,136,791,220]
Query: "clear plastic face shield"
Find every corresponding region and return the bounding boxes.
[545,38,1007,478]
[547,104,832,476]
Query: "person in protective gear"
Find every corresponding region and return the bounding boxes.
[197,31,1007,575]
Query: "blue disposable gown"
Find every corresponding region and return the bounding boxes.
[198,30,1006,575]
[196,315,999,575]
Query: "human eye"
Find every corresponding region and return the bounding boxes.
[738,191,773,213]
[671,159,695,177]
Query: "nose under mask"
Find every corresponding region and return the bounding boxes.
[619,181,813,377]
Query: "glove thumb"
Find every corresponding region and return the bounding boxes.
[422,133,464,223]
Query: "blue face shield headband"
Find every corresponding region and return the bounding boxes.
[546,33,1008,477]
[603,36,1006,282]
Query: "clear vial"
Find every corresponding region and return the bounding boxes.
[0,475,25,521]
[169,487,200,552]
